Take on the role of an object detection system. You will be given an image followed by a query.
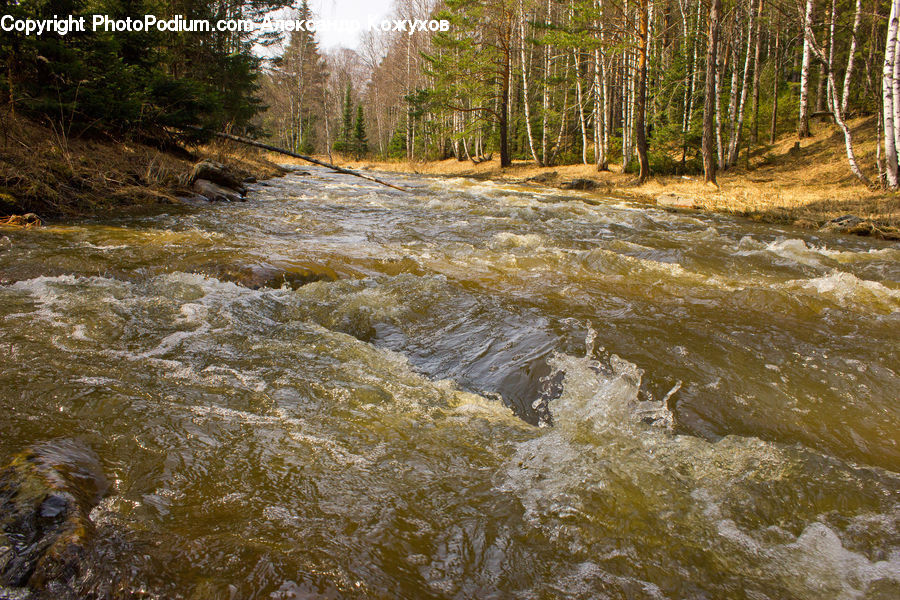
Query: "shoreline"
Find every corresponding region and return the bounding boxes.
[2,115,897,241]
[0,116,285,222]
[334,156,900,240]
[318,117,900,240]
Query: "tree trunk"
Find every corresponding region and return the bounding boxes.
[893,9,900,161]
[519,6,541,165]
[800,15,871,185]
[729,0,756,166]
[726,15,743,168]
[815,64,827,114]
[406,35,413,161]
[550,54,570,165]
[602,50,611,168]
[594,45,609,170]
[715,36,725,167]
[687,0,701,126]
[750,0,763,146]
[541,0,551,166]
[679,0,693,166]
[500,48,511,167]
[703,0,721,184]
[798,0,814,139]
[826,0,837,109]
[6,40,16,117]
[770,25,780,144]
[884,0,899,188]
[322,84,332,163]
[636,0,651,182]
[841,0,862,115]
[574,48,588,164]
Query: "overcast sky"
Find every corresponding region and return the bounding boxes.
[305,0,394,50]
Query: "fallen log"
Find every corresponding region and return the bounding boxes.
[184,126,410,193]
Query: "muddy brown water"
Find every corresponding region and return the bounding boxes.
[1,168,898,598]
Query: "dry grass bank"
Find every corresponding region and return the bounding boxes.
[0,115,284,219]
[303,116,897,234]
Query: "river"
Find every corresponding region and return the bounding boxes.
[1,168,898,598]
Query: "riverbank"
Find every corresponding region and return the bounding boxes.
[0,115,285,220]
[331,116,899,239]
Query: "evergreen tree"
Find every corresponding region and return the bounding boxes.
[387,121,407,159]
[333,84,354,154]
[0,0,293,140]
[424,0,515,167]
[276,0,326,153]
[353,105,369,159]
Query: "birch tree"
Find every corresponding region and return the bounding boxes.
[635,0,651,182]
[728,0,757,167]
[703,0,722,184]
[801,5,871,185]
[841,0,862,116]
[519,2,542,164]
[798,0,814,139]
[884,0,900,188]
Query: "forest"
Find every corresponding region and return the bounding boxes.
[256,0,900,190]
[4,0,900,189]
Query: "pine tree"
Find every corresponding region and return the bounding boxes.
[278,0,326,153]
[333,84,354,154]
[354,105,369,159]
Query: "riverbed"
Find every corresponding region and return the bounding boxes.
[1,168,898,598]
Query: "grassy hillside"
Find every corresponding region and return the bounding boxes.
[0,116,284,219]
[340,116,899,233]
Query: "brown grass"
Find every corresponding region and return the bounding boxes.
[0,113,284,219]
[284,116,898,232]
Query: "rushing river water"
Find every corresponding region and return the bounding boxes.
[1,168,899,599]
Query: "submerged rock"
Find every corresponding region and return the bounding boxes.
[525,171,558,184]
[176,193,212,206]
[558,178,600,191]
[820,214,871,234]
[197,262,338,290]
[656,193,695,209]
[0,439,108,596]
[819,215,900,240]
[192,179,244,203]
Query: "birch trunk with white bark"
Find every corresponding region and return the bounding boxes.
[841,0,862,115]
[729,0,756,166]
[883,0,899,188]
[798,0,814,139]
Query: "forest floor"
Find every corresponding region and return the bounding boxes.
[335,116,899,237]
[0,114,284,220]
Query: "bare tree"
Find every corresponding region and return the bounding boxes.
[798,0,814,139]
[801,4,871,185]
[884,0,900,188]
[635,0,651,182]
[703,0,722,184]
[841,0,863,116]
[519,1,541,164]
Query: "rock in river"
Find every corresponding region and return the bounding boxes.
[196,262,338,290]
[0,439,108,596]
[818,214,900,240]
[192,179,244,203]
[558,178,601,191]
[188,160,247,195]
[656,192,695,209]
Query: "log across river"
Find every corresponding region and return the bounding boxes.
[1,168,898,598]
